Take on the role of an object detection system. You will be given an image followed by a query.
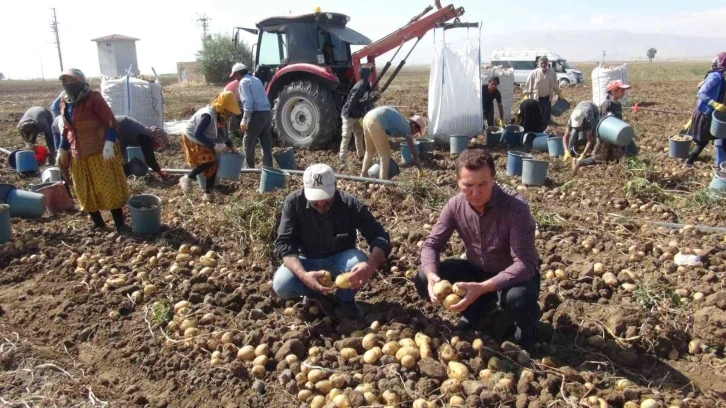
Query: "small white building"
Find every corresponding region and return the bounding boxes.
[91,34,140,77]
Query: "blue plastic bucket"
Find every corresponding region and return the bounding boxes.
[669,136,692,159]
[259,166,288,193]
[8,150,19,170]
[128,194,162,234]
[401,141,419,165]
[503,125,524,148]
[506,152,533,177]
[7,189,46,218]
[711,110,726,139]
[522,159,549,186]
[551,98,571,117]
[273,147,296,170]
[486,126,503,146]
[0,204,11,244]
[547,137,565,157]
[16,150,38,173]
[0,184,16,203]
[597,116,635,146]
[41,167,63,183]
[217,152,245,180]
[416,138,435,160]
[367,159,400,179]
[450,135,470,155]
[531,134,549,152]
[127,146,146,165]
[708,173,726,190]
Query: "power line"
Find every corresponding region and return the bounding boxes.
[196,13,211,40]
[50,8,63,71]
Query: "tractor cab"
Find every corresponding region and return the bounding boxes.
[248,12,370,88]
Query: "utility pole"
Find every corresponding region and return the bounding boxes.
[602,50,606,65]
[50,8,63,71]
[196,13,211,40]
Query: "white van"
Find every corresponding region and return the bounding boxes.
[490,49,583,87]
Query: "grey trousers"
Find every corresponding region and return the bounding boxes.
[243,111,273,168]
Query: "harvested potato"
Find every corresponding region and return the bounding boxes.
[442,294,462,309]
[310,395,326,408]
[439,343,458,363]
[340,348,357,360]
[432,280,453,301]
[297,390,313,402]
[180,318,198,331]
[285,354,299,365]
[472,338,483,350]
[413,399,435,408]
[307,369,325,384]
[328,389,343,399]
[335,273,353,289]
[363,391,377,404]
[362,333,378,350]
[615,379,634,391]
[420,344,433,359]
[414,333,431,347]
[382,341,400,356]
[448,361,469,380]
[479,369,493,380]
[332,394,350,408]
[450,395,466,406]
[251,365,266,378]
[494,378,515,394]
[441,379,461,394]
[399,338,416,348]
[318,270,333,287]
[314,380,332,394]
[253,355,268,366]
[401,354,416,369]
[364,347,383,364]
[237,345,255,361]
[255,344,270,356]
[452,283,467,297]
[329,373,346,388]
[395,346,420,362]
[382,390,400,405]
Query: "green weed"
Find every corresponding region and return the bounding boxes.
[689,189,726,207]
[624,177,671,203]
[398,178,455,209]
[151,302,172,326]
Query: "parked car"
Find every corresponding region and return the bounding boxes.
[490,48,583,86]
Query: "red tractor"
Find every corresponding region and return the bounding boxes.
[235,3,466,148]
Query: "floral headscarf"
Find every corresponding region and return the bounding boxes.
[146,126,169,152]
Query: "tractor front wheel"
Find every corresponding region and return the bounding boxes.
[273,80,338,148]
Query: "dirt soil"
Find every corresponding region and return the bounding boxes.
[1,63,725,408]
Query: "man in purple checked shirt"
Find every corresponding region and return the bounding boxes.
[415,148,541,349]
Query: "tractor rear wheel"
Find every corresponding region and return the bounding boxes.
[273,80,338,148]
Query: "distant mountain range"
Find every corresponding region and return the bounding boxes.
[401,30,722,65]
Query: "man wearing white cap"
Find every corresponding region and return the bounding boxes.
[562,101,600,170]
[224,63,245,140]
[273,164,391,319]
[229,62,273,168]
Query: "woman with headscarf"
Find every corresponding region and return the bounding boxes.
[684,52,726,169]
[17,106,56,164]
[515,99,545,133]
[55,69,130,231]
[178,91,241,200]
[116,115,169,177]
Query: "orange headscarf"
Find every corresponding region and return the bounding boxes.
[212,91,241,117]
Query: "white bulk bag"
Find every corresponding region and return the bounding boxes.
[482,67,515,122]
[427,32,482,145]
[592,64,628,107]
[101,76,163,128]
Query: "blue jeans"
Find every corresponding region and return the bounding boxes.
[715,139,725,167]
[273,249,368,302]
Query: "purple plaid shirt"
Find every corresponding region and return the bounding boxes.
[420,185,538,289]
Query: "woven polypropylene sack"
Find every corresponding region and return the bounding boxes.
[592,64,628,107]
[482,67,515,122]
[427,35,482,145]
[101,77,163,128]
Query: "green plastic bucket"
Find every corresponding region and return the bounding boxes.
[401,141,419,165]
[128,194,162,234]
[450,135,470,155]
[596,116,634,146]
[259,166,288,193]
[0,204,11,244]
[669,136,692,159]
[16,150,38,174]
[708,173,726,190]
[485,126,503,146]
[531,134,549,152]
[273,147,296,170]
[522,159,549,186]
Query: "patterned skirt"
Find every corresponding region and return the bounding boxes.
[181,136,217,178]
[70,143,129,213]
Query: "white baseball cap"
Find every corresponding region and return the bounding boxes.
[229,62,247,77]
[570,107,586,128]
[303,164,336,201]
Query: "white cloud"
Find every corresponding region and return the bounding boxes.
[589,14,614,26]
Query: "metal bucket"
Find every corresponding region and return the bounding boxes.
[503,125,524,148]
[217,152,245,180]
[596,116,635,146]
[506,151,533,177]
[449,135,470,155]
[551,98,571,117]
[522,159,549,186]
[547,137,565,157]
[36,182,73,214]
[127,146,146,165]
[259,166,288,193]
[273,147,296,170]
[367,159,400,179]
[16,150,38,174]
[7,189,46,218]
[485,126,503,146]
[669,136,692,159]
[41,167,63,183]
[128,194,162,234]
[416,138,435,160]
[711,110,726,139]
[0,204,11,244]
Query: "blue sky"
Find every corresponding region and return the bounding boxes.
[1,0,724,78]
